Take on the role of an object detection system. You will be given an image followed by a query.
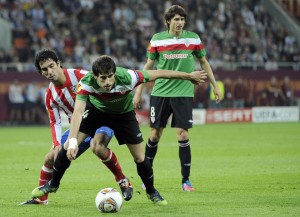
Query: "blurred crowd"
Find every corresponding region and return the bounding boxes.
[0,0,299,70]
[192,75,297,109]
[2,0,300,125]
[8,80,48,125]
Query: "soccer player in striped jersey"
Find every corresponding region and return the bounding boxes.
[31,55,207,206]
[21,49,132,205]
[134,5,223,192]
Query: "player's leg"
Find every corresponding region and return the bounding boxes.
[90,126,133,201]
[90,126,124,182]
[20,147,57,205]
[171,97,195,191]
[177,127,195,191]
[31,131,88,197]
[127,143,167,206]
[145,96,171,166]
[115,110,167,205]
[145,127,163,166]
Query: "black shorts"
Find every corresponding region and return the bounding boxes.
[79,101,143,145]
[150,96,193,129]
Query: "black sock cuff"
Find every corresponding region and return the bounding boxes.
[178,139,189,144]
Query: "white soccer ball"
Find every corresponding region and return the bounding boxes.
[95,188,123,213]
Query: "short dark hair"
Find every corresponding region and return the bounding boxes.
[164,5,187,29]
[92,55,116,76]
[34,49,59,74]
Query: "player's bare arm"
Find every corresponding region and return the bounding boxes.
[198,56,222,103]
[147,70,207,84]
[66,99,87,161]
[133,58,155,109]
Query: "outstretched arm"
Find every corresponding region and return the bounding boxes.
[147,70,207,84]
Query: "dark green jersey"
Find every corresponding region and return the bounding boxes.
[76,67,150,114]
[147,30,206,97]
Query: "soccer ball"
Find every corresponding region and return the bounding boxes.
[95,188,123,213]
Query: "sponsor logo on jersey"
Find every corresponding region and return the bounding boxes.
[108,98,123,103]
[163,53,188,59]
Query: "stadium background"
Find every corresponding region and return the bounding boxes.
[0,1,300,216]
[0,0,300,124]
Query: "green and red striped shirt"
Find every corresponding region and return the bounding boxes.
[147,30,206,97]
[76,67,150,114]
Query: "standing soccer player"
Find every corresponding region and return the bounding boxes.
[134,5,222,191]
[20,49,132,205]
[31,55,207,205]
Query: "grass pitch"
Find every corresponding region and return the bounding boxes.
[0,123,299,217]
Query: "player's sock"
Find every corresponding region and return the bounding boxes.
[51,148,71,188]
[136,158,155,194]
[38,164,53,201]
[145,138,158,167]
[101,149,125,182]
[179,139,191,183]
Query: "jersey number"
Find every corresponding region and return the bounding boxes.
[150,106,155,117]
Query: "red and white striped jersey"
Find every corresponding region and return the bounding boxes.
[45,68,88,147]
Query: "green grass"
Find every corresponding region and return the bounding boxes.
[0,123,300,217]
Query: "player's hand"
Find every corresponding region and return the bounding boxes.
[133,94,141,109]
[190,70,207,85]
[67,145,78,161]
[66,138,79,161]
[214,87,223,104]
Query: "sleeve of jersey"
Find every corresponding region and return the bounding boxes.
[146,40,157,60]
[45,90,62,147]
[74,68,88,79]
[133,70,150,87]
[193,36,207,58]
[75,81,90,101]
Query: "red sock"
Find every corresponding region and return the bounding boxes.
[101,149,125,182]
[38,164,53,201]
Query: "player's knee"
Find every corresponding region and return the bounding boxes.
[150,128,162,142]
[44,151,54,167]
[177,128,188,140]
[91,138,106,155]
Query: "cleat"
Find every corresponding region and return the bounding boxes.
[19,198,48,205]
[32,181,59,198]
[147,190,167,205]
[118,177,133,201]
[141,183,146,190]
[182,180,195,192]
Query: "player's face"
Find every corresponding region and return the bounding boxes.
[95,72,115,92]
[168,14,185,35]
[39,59,62,82]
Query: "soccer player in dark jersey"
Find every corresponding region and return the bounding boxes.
[134,5,222,191]
[20,49,132,205]
[32,55,207,205]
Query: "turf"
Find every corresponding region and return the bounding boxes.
[0,123,299,217]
